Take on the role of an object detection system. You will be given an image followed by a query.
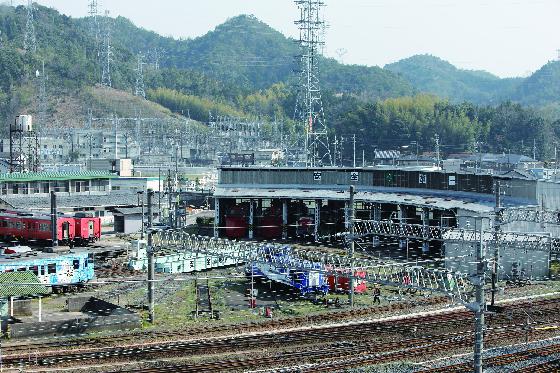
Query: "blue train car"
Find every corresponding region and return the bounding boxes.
[250,246,329,295]
[0,250,94,288]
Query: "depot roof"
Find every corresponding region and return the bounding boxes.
[0,171,116,183]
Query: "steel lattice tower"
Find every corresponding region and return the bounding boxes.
[101,10,112,87]
[135,53,146,98]
[294,0,332,167]
[88,0,100,57]
[23,0,37,53]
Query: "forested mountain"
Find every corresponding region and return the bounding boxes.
[384,55,523,104]
[1,3,560,159]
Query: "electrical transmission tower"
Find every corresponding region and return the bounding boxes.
[88,0,100,57]
[101,10,113,87]
[294,0,332,167]
[23,0,37,53]
[135,53,146,98]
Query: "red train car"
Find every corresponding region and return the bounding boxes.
[225,204,249,239]
[74,217,101,244]
[0,212,76,243]
[327,269,367,294]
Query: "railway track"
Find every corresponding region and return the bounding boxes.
[115,324,560,373]
[4,294,557,359]
[422,341,560,372]
[5,298,560,371]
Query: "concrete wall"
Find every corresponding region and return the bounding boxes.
[9,313,141,338]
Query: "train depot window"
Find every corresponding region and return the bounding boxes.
[73,260,80,269]
[48,263,56,274]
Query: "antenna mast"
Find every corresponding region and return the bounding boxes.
[135,53,146,98]
[294,0,332,167]
[101,10,113,87]
[24,0,37,53]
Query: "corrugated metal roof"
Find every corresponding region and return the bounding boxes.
[0,171,116,183]
[0,271,49,297]
[214,187,497,213]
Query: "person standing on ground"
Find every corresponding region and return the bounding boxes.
[373,285,381,305]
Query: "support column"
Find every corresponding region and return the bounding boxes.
[398,204,406,249]
[38,296,42,322]
[9,296,13,317]
[147,189,155,324]
[422,207,430,254]
[348,187,355,308]
[248,200,254,240]
[372,203,381,247]
[214,199,220,238]
[314,199,321,242]
[344,201,350,230]
[474,220,486,373]
[50,191,58,248]
[282,199,288,240]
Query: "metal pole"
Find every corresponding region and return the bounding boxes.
[474,218,486,373]
[492,180,501,306]
[168,169,173,227]
[158,167,162,221]
[140,192,145,240]
[50,191,58,247]
[348,185,355,308]
[353,134,356,168]
[147,189,155,324]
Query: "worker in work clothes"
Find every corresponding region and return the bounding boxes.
[373,285,381,305]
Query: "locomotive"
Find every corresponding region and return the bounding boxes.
[0,210,101,245]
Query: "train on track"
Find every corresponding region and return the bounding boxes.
[0,250,94,289]
[0,210,101,246]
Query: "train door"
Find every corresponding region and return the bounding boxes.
[62,221,70,239]
[88,220,94,238]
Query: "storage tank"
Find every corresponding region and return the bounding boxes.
[12,115,33,132]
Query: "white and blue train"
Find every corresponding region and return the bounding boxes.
[250,246,329,295]
[0,250,94,289]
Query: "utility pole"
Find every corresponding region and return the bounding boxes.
[533,139,537,160]
[491,180,502,306]
[24,0,37,53]
[353,134,356,168]
[348,185,355,308]
[473,218,486,373]
[147,189,155,323]
[168,169,173,228]
[435,134,440,168]
[50,191,58,248]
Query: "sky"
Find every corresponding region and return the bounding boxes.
[12,0,560,78]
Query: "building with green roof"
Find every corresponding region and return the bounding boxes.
[0,271,49,319]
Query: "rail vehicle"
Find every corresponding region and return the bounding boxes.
[327,268,368,294]
[0,210,101,245]
[249,245,329,295]
[0,250,95,289]
[224,204,249,239]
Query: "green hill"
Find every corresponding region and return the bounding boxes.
[384,54,522,104]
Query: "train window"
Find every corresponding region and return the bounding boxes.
[73,260,80,269]
[30,266,39,275]
[40,266,45,275]
[17,267,27,272]
[47,263,56,274]
[15,222,21,229]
